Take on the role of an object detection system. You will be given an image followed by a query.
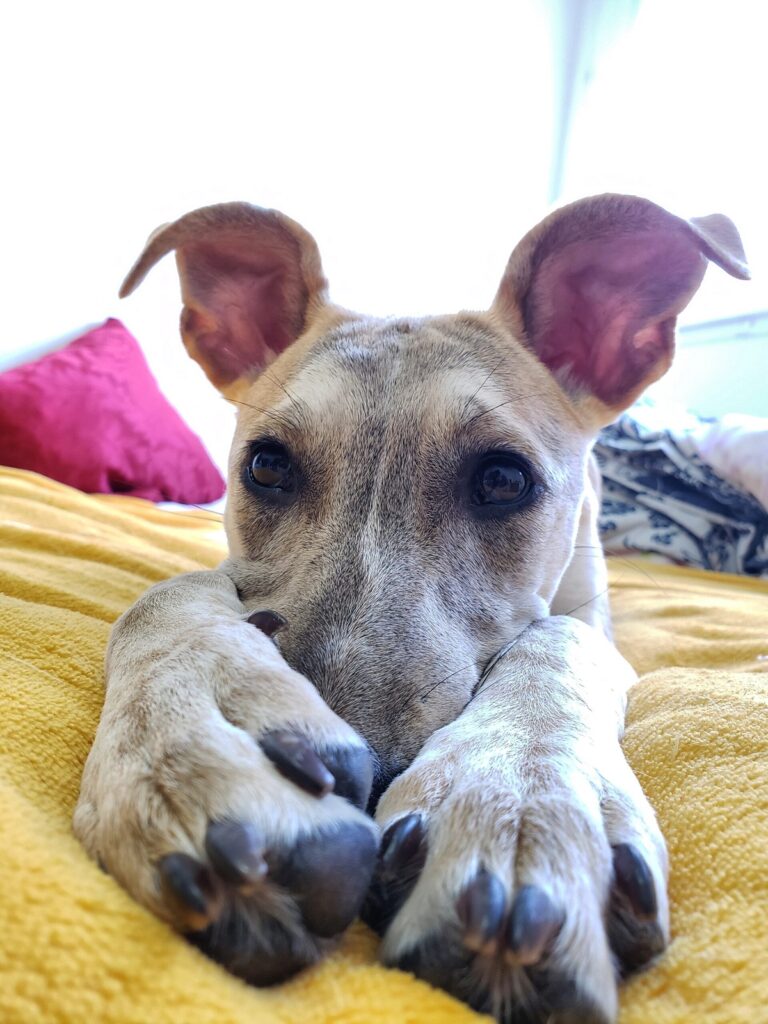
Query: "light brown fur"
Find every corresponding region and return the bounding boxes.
[74,194,748,1021]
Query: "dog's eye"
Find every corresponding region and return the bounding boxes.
[246,443,295,494]
[470,455,534,509]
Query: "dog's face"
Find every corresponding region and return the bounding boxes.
[122,196,747,791]
[224,311,588,783]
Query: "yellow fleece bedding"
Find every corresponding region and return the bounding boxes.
[0,466,766,1024]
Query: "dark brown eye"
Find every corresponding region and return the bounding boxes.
[470,456,534,509]
[247,443,295,494]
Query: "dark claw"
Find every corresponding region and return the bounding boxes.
[612,843,658,920]
[609,845,665,976]
[608,906,666,977]
[506,885,563,966]
[159,852,220,930]
[205,820,267,888]
[247,609,287,638]
[267,822,379,937]
[456,869,506,955]
[380,813,428,878]
[319,745,374,810]
[361,813,428,936]
[260,730,335,797]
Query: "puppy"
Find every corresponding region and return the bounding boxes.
[74,195,748,1022]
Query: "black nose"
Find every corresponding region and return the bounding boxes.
[366,754,407,814]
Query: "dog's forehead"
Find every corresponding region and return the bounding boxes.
[303,317,484,408]
[237,314,585,461]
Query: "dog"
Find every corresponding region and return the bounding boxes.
[73,194,748,1022]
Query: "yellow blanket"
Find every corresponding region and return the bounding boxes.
[1,467,766,1024]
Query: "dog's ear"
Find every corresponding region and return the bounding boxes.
[491,194,749,422]
[120,203,328,392]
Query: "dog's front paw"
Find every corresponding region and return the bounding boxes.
[363,736,668,1023]
[74,617,378,984]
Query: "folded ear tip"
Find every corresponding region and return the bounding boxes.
[728,262,751,281]
[118,232,175,298]
[118,265,142,299]
[707,251,751,281]
[688,212,751,280]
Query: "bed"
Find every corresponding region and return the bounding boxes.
[1,465,766,1024]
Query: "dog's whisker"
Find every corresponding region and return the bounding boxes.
[226,397,272,416]
[260,368,305,413]
[415,628,542,712]
[100,475,224,521]
[415,658,482,706]
[461,355,507,417]
[466,631,527,702]
[145,504,225,522]
[563,584,614,618]
[389,658,475,719]
[188,504,225,518]
[465,398,517,426]
[606,555,664,588]
[573,545,665,588]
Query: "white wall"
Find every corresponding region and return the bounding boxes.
[647,315,768,420]
[558,0,768,420]
[560,0,767,326]
[0,0,556,472]
[2,0,764,480]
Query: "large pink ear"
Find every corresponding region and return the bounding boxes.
[120,203,328,392]
[491,194,749,418]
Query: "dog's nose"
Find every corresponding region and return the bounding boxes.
[366,753,407,814]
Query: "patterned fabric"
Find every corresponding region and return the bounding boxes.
[596,412,768,577]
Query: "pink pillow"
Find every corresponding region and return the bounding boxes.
[0,319,225,503]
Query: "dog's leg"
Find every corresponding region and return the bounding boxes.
[365,615,668,1023]
[550,455,611,638]
[74,567,378,983]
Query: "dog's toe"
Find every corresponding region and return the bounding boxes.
[318,744,374,810]
[258,730,374,810]
[505,886,564,967]
[607,844,666,976]
[361,813,428,935]
[159,852,223,931]
[188,905,317,985]
[204,819,267,889]
[259,730,336,797]
[393,934,610,1024]
[456,869,507,956]
[168,817,377,981]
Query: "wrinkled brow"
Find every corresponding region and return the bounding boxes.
[454,395,567,478]
[238,400,312,440]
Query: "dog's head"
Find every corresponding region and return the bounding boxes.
[122,195,747,788]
